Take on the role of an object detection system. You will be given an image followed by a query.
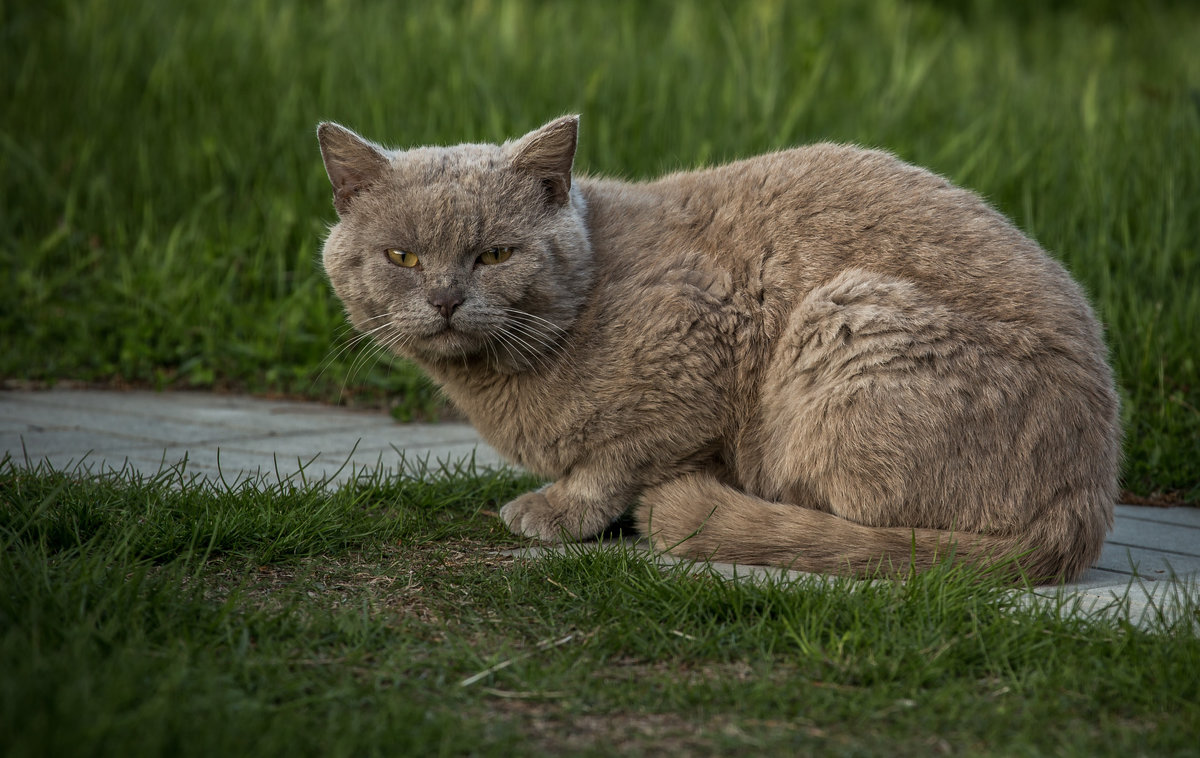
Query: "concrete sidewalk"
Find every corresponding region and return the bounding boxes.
[3,388,1197,629]
[0,388,505,482]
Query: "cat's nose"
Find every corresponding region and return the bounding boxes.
[427,289,463,320]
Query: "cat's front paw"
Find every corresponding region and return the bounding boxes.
[500,488,604,542]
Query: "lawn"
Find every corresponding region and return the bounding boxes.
[2,2,1200,753]
[1,0,1197,499]
[2,458,1198,756]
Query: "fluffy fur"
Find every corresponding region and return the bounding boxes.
[318,115,1120,583]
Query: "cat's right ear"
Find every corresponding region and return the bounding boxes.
[317,122,390,216]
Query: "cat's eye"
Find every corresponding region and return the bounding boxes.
[386,248,420,268]
[478,246,515,266]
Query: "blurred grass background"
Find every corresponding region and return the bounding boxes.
[1,0,1197,499]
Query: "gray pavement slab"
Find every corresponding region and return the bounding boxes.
[3,388,1197,631]
[1,389,505,483]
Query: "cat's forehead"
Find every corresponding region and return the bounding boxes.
[389,143,507,182]
[376,143,531,215]
[356,142,538,247]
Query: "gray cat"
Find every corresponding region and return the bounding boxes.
[318,115,1120,583]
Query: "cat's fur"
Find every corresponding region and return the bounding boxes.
[318,115,1120,583]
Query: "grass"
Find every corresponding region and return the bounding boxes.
[2,457,1198,757]
[0,0,1197,498]
[1,1,1198,749]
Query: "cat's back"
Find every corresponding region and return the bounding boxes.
[583,142,1103,356]
[588,142,1020,280]
[644,142,1037,276]
[654,142,950,210]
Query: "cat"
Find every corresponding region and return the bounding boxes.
[317,115,1121,584]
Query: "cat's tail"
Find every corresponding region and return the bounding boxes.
[635,474,1105,584]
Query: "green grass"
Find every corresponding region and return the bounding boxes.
[5,6,1198,750]
[1,0,1197,497]
[2,458,1198,757]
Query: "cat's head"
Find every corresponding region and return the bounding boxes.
[317,116,592,372]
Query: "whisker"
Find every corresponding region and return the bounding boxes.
[497,307,570,336]
[312,317,401,392]
[504,320,570,363]
[484,336,503,372]
[499,309,573,362]
[340,325,407,400]
[498,327,558,375]
[488,305,587,381]
[499,308,564,338]
[357,312,396,325]
[490,330,528,372]
[492,329,541,373]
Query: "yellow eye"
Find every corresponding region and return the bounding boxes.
[386,249,419,268]
[478,246,514,266]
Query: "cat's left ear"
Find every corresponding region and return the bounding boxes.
[510,115,578,207]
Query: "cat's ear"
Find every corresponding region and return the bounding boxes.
[510,115,579,207]
[317,122,390,216]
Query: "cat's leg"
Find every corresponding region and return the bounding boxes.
[501,269,738,544]
[709,267,1114,579]
[500,463,635,542]
[750,268,1010,528]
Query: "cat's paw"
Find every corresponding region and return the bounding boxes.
[500,488,603,542]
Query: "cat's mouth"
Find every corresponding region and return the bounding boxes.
[417,323,457,343]
[413,322,485,356]
[380,312,492,361]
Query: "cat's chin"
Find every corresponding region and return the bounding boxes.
[408,327,534,373]
[408,327,487,361]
